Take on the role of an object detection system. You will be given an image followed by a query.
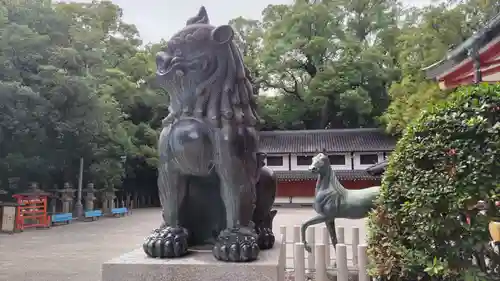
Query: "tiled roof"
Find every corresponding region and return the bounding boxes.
[275,170,381,181]
[259,128,396,153]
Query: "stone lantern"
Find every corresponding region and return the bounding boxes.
[99,187,118,215]
[47,184,60,214]
[27,182,44,194]
[84,183,97,211]
[57,182,75,214]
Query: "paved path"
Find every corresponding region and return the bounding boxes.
[0,208,367,281]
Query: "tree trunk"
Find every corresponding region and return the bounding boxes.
[320,100,330,129]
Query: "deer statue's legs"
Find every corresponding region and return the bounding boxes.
[212,130,259,262]
[301,215,328,253]
[143,126,189,259]
[325,219,338,266]
[325,220,337,247]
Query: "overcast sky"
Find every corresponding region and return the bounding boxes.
[69,0,439,44]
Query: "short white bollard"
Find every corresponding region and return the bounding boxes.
[307,227,315,271]
[293,225,300,257]
[278,237,286,281]
[336,226,345,244]
[294,243,306,281]
[336,243,348,281]
[352,227,359,266]
[358,244,369,281]
[315,244,328,281]
[293,225,300,243]
[279,226,287,275]
[280,226,287,263]
[280,225,287,242]
[321,226,331,266]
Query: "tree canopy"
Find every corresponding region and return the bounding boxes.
[0,0,165,194]
[230,0,498,131]
[0,0,498,194]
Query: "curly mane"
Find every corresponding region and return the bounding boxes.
[184,7,260,129]
[161,6,261,183]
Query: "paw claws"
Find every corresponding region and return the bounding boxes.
[256,227,275,250]
[213,228,259,262]
[143,226,189,258]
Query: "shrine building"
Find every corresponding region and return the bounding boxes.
[424,12,500,89]
[258,128,396,205]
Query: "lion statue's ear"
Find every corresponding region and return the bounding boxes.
[211,25,234,44]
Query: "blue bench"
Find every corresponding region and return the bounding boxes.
[111,207,128,217]
[51,213,73,225]
[84,210,103,221]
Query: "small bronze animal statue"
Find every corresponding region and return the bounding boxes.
[143,6,277,262]
[366,159,388,177]
[302,152,380,253]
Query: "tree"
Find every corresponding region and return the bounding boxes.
[248,0,401,129]
[53,0,166,193]
[381,0,499,135]
[0,0,163,195]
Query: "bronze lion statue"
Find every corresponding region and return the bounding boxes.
[142,6,277,262]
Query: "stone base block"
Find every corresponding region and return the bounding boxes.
[102,242,284,281]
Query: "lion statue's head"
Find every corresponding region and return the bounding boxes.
[156,6,261,183]
[156,6,260,129]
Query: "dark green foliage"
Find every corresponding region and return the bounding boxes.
[0,0,164,195]
[367,83,500,281]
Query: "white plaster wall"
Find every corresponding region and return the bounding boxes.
[290,154,314,171]
[353,152,385,170]
[329,153,352,170]
[290,153,352,171]
[264,154,289,171]
[264,152,387,171]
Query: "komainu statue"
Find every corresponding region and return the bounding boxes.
[142,6,277,262]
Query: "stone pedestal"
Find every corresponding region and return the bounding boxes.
[62,201,71,213]
[102,243,283,281]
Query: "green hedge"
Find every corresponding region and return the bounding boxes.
[367,83,500,281]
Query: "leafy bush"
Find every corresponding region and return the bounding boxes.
[367,83,500,281]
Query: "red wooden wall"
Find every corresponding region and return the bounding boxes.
[276,179,381,197]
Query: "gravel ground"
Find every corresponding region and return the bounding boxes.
[0,207,367,281]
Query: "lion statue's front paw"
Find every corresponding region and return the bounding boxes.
[256,226,275,250]
[143,226,189,258]
[212,228,260,262]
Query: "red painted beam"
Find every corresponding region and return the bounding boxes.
[438,39,500,84]
[276,179,381,197]
[442,63,500,88]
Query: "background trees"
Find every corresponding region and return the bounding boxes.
[0,0,497,194]
[0,0,163,195]
[231,0,498,132]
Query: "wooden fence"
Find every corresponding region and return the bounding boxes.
[278,225,370,281]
